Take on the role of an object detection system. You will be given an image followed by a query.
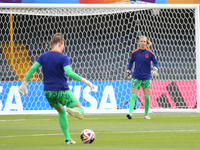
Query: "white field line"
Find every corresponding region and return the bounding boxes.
[0,118,126,121]
[0,118,102,122]
[2,115,199,122]
[0,130,196,138]
[0,119,50,122]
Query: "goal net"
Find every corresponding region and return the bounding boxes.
[0,4,199,114]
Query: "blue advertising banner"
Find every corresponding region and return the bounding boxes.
[0,0,168,3]
[0,81,132,112]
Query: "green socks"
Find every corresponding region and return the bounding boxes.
[144,94,150,115]
[72,107,84,116]
[129,93,150,115]
[129,93,138,114]
[58,107,71,141]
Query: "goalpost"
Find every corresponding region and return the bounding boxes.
[0,4,199,114]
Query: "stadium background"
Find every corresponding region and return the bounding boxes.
[0,2,198,112]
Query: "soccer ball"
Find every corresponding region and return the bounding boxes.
[80,129,95,144]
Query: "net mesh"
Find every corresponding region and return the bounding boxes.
[0,6,197,111]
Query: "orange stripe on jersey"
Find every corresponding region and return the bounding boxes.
[146,48,154,55]
[132,48,140,54]
[49,50,62,53]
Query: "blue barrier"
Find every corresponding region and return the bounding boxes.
[0,81,132,111]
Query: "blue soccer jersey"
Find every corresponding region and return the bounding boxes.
[128,48,159,80]
[37,50,70,91]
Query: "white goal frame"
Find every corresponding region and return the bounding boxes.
[0,4,199,114]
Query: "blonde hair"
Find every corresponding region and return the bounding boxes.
[46,33,64,47]
[139,35,152,47]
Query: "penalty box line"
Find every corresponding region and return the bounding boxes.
[0,130,196,138]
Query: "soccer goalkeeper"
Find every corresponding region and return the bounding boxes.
[18,33,94,144]
[126,35,159,119]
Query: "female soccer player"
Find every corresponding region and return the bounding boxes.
[126,35,159,119]
[18,33,94,144]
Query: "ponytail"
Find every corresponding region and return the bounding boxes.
[46,33,64,47]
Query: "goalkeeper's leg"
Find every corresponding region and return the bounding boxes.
[44,91,76,144]
[67,102,84,119]
[144,94,150,116]
[127,93,138,119]
[64,90,84,119]
[55,90,84,119]
[127,79,141,119]
[143,86,151,119]
[54,103,72,142]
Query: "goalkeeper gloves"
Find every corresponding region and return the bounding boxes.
[126,70,132,80]
[18,80,28,95]
[80,77,94,90]
[151,67,158,77]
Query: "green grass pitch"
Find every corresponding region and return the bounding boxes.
[0,113,200,150]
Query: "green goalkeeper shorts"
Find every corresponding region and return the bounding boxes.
[44,90,78,108]
[131,78,151,89]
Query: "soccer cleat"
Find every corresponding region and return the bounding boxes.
[144,115,151,119]
[66,108,83,119]
[65,139,76,144]
[126,113,132,119]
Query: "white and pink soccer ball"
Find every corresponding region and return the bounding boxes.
[80,129,95,144]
